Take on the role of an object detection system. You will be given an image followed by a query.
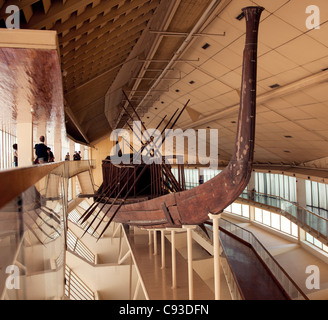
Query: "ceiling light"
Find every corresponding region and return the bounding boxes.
[284,135,293,138]
[269,84,280,89]
[236,12,245,21]
[284,150,291,153]
[202,43,210,50]
[189,80,195,84]
[231,121,236,124]
[175,89,180,92]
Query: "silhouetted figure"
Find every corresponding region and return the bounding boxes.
[35,136,48,164]
[13,143,18,167]
[47,147,54,162]
[73,151,81,161]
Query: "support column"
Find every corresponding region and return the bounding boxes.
[161,230,166,269]
[249,205,255,222]
[17,110,33,167]
[53,128,62,162]
[296,178,307,208]
[166,228,177,289]
[208,213,221,300]
[183,225,196,300]
[153,230,158,255]
[69,139,75,161]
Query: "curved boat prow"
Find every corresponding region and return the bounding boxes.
[87,6,265,235]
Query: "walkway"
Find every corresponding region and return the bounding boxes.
[220,230,288,300]
[124,227,215,300]
[238,192,328,241]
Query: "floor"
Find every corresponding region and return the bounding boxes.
[223,215,328,300]
[124,215,328,300]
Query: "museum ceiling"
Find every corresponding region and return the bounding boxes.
[1,0,328,166]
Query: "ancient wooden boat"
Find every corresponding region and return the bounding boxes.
[81,6,264,238]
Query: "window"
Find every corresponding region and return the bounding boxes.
[305,231,327,253]
[231,203,242,216]
[255,208,262,222]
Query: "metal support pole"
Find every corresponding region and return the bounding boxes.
[171,230,177,288]
[183,225,196,300]
[161,230,166,269]
[153,230,158,255]
[208,213,221,300]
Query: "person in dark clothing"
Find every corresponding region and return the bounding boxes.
[47,147,54,162]
[73,151,81,161]
[13,143,18,167]
[35,136,48,163]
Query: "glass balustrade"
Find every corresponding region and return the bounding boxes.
[0,160,94,300]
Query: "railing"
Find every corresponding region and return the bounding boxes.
[0,162,67,300]
[218,218,309,300]
[239,191,328,240]
[67,228,95,264]
[68,206,100,238]
[65,265,95,300]
[219,242,244,300]
[194,225,245,300]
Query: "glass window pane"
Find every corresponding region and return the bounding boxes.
[279,175,284,198]
[258,173,265,193]
[242,205,249,218]
[271,213,280,229]
[255,208,262,222]
[291,222,298,237]
[281,216,291,234]
[323,244,328,253]
[289,177,297,202]
[313,238,323,249]
[312,182,319,207]
[318,183,327,210]
[232,203,242,215]
[306,232,314,243]
[306,180,312,206]
[263,210,271,226]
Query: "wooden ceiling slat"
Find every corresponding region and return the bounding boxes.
[53,0,123,35]
[65,45,133,81]
[62,23,144,63]
[0,0,39,20]
[62,22,145,67]
[25,0,95,29]
[65,57,125,89]
[42,0,51,14]
[63,37,140,77]
[23,5,33,23]
[59,0,154,44]
[61,3,156,55]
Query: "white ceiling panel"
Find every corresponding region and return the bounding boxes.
[274,0,328,32]
[276,34,328,66]
[258,14,302,49]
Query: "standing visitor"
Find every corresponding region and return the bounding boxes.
[47,147,55,162]
[13,143,18,167]
[35,136,48,164]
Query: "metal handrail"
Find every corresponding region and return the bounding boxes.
[240,190,328,222]
[194,224,245,300]
[65,265,95,300]
[217,218,309,300]
[219,238,245,300]
[67,228,95,264]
